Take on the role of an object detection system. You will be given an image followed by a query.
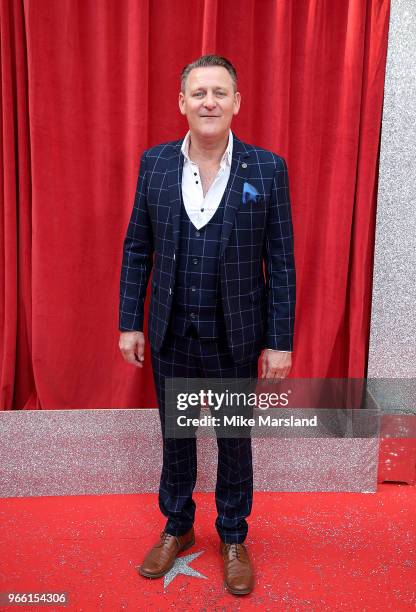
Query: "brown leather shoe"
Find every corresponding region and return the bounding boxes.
[139,527,195,578]
[221,542,254,595]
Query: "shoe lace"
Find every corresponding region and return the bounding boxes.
[160,531,174,544]
[228,543,242,560]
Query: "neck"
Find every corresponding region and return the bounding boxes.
[188,130,230,163]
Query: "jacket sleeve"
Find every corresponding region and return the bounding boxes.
[263,156,296,351]
[119,150,154,332]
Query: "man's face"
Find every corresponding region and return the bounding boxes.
[179,66,241,139]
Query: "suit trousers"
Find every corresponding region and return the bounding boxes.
[151,326,259,544]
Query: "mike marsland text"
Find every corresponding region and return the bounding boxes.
[176,414,319,428]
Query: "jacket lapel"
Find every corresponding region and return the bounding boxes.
[220,134,250,256]
[166,141,184,253]
[166,133,251,256]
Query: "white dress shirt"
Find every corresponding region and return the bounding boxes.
[180,130,233,230]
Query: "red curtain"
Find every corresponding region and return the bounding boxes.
[0,0,390,410]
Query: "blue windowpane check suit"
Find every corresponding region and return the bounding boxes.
[119,134,296,543]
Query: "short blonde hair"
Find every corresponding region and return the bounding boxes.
[180,54,237,93]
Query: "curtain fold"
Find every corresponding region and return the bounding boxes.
[1,0,37,409]
[0,0,391,409]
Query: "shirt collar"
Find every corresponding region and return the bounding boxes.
[181,130,233,168]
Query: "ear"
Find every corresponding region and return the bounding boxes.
[178,91,186,116]
[233,91,241,116]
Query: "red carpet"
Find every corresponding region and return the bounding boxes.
[1,486,415,610]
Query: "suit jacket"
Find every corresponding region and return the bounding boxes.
[119,133,296,364]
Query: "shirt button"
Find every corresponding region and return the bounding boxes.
[195,231,200,237]
[192,258,199,265]
[200,208,204,212]
[195,181,199,184]
[194,172,197,176]
[191,286,197,292]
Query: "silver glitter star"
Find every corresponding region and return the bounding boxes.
[163,550,207,588]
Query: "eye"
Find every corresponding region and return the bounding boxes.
[193,92,204,97]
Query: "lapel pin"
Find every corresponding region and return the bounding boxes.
[241,162,247,168]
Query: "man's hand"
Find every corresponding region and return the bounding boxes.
[119,331,145,368]
[261,350,292,379]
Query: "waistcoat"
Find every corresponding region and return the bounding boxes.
[169,194,226,338]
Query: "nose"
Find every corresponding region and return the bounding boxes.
[203,92,216,109]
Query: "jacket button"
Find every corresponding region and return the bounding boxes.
[190,313,197,319]
[169,288,172,295]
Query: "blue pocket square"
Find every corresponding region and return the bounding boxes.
[242,182,260,204]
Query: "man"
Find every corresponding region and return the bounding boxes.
[119,55,296,596]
